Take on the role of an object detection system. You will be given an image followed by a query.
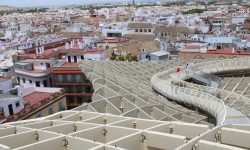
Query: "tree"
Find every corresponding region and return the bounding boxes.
[110,51,117,60]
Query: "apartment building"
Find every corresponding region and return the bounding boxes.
[155,25,194,41]
[0,94,24,120]
[52,61,93,109]
[18,86,67,120]
[0,77,13,93]
[14,59,58,87]
[127,22,154,34]
[0,85,66,122]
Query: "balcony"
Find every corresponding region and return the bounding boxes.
[15,68,52,77]
[54,81,92,86]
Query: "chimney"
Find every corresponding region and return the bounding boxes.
[70,41,73,48]
[65,42,69,50]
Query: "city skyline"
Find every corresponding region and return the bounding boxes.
[0,0,149,7]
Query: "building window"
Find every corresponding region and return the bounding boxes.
[77,87,86,93]
[0,107,4,113]
[66,87,73,93]
[49,77,52,86]
[17,77,20,83]
[135,29,138,32]
[43,80,47,87]
[29,80,32,84]
[22,78,25,83]
[144,29,147,32]
[77,97,83,104]
[76,75,82,82]
[48,106,54,115]
[58,100,64,111]
[148,29,151,32]
[139,29,142,32]
[15,101,20,107]
[40,63,43,65]
[67,56,71,62]
[35,81,40,87]
[67,75,72,82]
[58,75,63,82]
[74,56,77,62]
[46,63,50,68]
[86,87,91,93]
[81,55,84,60]
[68,98,74,104]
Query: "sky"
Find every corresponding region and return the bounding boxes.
[0,0,139,7]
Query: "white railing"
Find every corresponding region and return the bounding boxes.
[151,57,250,125]
[15,68,51,77]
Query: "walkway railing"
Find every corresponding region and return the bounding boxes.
[151,57,250,125]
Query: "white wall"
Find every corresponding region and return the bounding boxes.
[0,96,24,117]
[18,86,35,97]
[0,80,12,93]
[84,53,105,60]
[16,74,52,87]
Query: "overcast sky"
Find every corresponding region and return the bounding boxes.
[0,0,140,7]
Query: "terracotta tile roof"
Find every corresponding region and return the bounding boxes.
[0,77,11,83]
[108,40,160,56]
[60,62,78,67]
[23,92,53,105]
[128,22,153,29]
[207,48,250,55]
[52,70,82,74]
[87,50,104,54]
[124,34,157,42]
[155,26,194,34]
[243,23,250,30]
[99,38,121,43]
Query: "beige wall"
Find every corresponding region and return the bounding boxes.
[97,43,118,50]
[28,96,67,119]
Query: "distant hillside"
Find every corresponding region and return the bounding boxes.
[0,5,17,11]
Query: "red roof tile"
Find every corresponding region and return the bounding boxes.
[207,48,250,55]
[60,62,78,67]
[23,92,53,105]
[52,70,82,74]
[0,77,11,83]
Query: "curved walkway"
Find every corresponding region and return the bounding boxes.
[151,57,250,125]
